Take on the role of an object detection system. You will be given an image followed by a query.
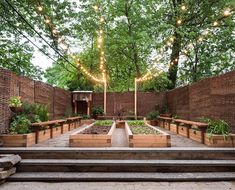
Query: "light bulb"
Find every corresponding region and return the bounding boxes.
[223,9,230,17]
[45,19,50,24]
[213,21,218,26]
[37,6,43,11]
[181,5,186,11]
[177,19,182,25]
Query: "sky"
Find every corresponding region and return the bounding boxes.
[32,50,53,71]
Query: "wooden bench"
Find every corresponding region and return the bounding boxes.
[158,117,172,129]
[66,116,82,131]
[173,119,208,143]
[31,119,66,144]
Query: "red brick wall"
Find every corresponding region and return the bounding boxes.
[0,68,72,133]
[167,71,235,132]
[93,91,166,116]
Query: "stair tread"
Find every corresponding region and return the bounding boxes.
[20,159,235,165]
[9,172,235,181]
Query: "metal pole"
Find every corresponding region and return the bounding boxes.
[104,80,107,115]
[134,78,137,119]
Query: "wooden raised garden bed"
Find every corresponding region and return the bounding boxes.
[38,128,51,143]
[62,124,69,133]
[189,128,204,143]
[69,121,115,147]
[0,133,35,147]
[116,120,125,128]
[125,121,171,147]
[52,126,62,138]
[170,123,178,133]
[204,134,235,147]
[178,125,189,137]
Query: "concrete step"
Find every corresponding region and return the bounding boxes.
[8,172,235,182]
[1,147,235,160]
[17,159,235,172]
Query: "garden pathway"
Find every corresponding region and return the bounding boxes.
[112,128,128,147]
[32,124,206,148]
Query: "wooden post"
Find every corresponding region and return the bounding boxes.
[104,80,107,115]
[134,78,137,120]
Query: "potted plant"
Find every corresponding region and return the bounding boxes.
[160,104,172,117]
[115,108,126,128]
[203,118,235,147]
[91,106,104,119]
[9,96,23,113]
[146,111,159,126]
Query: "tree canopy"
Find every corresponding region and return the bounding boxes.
[0,0,234,91]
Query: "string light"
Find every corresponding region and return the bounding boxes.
[100,17,105,23]
[44,18,50,24]
[181,5,187,11]
[213,21,219,26]
[37,6,43,12]
[223,9,230,17]
[93,5,99,11]
[34,3,105,84]
[177,19,182,25]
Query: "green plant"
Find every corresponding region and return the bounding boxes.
[92,106,104,116]
[9,115,31,134]
[95,120,113,126]
[130,125,160,135]
[160,104,169,114]
[82,115,91,119]
[146,111,159,120]
[9,96,22,107]
[128,120,145,126]
[34,104,49,122]
[201,117,230,139]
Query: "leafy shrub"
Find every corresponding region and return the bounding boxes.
[146,111,159,120]
[34,104,49,122]
[128,120,145,126]
[9,96,22,107]
[82,115,91,119]
[92,106,104,116]
[201,117,230,139]
[95,120,113,126]
[10,115,31,134]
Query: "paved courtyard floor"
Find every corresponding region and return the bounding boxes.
[32,124,206,148]
[1,182,235,190]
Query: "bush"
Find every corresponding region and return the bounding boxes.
[201,117,230,139]
[35,104,49,122]
[92,106,104,116]
[10,115,31,134]
[146,111,159,120]
[9,96,22,107]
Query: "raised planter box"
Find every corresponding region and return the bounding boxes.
[204,134,235,147]
[189,128,204,143]
[52,126,62,138]
[159,120,164,128]
[69,122,115,147]
[178,125,189,137]
[0,133,35,147]
[170,123,178,133]
[164,121,170,130]
[62,124,69,133]
[38,128,51,143]
[125,122,171,147]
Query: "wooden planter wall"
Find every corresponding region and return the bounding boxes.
[170,124,178,133]
[69,122,116,147]
[38,128,51,143]
[204,134,235,147]
[62,124,69,133]
[189,129,204,143]
[125,122,171,147]
[52,126,62,138]
[0,133,35,147]
[178,125,189,137]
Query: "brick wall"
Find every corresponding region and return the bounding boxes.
[167,71,235,132]
[0,68,72,133]
[93,91,166,116]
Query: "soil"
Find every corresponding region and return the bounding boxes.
[80,125,111,134]
[130,125,160,135]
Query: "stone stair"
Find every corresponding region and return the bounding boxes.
[0,148,234,182]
